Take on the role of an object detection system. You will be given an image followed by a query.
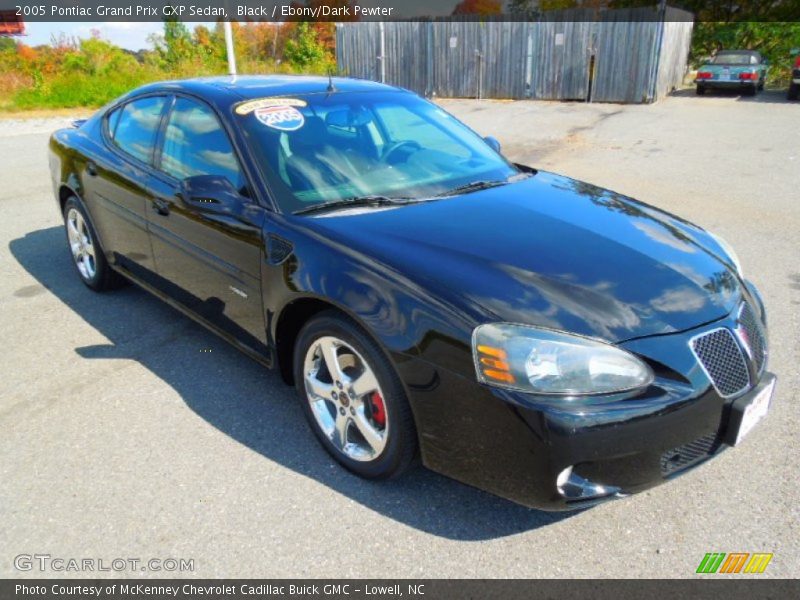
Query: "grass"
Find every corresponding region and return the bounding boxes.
[0,107,94,119]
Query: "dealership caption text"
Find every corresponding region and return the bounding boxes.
[15,3,394,18]
[16,584,417,597]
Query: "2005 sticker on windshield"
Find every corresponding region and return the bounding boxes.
[235,97,307,131]
[254,106,305,131]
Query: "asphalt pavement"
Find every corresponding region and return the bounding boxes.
[1,89,798,578]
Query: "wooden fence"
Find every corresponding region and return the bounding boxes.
[336,7,693,104]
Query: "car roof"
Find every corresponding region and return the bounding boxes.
[128,75,404,109]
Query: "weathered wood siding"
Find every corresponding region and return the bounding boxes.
[655,8,694,99]
[336,8,693,104]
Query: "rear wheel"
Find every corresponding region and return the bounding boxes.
[63,197,123,291]
[293,311,417,479]
[695,85,706,96]
[744,85,757,96]
[789,83,799,101]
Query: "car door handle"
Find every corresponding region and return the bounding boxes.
[86,161,98,177]
[153,197,170,216]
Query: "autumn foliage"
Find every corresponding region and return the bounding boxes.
[0,20,336,111]
[452,0,502,15]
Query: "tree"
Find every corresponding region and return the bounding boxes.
[452,0,502,15]
[609,0,800,20]
[283,22,327,70]
[149,18,196,68]
[691,22,800,84]
[507,0,538,18]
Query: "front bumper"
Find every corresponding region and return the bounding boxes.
[398,295,773,511]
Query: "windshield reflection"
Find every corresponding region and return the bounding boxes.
[240,91,517,213]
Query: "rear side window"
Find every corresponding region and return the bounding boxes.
[106,107,122,137]
[159,97,245,191]
[112,96,167,164]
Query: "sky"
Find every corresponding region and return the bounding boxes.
[22,22,206,51]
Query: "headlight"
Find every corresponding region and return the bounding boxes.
[472,323,653,395]
[709,231,743,277]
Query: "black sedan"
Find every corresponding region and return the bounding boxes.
[48,76,775,510]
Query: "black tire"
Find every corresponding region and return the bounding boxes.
[62,197,125,291]
[758,78,765,91]
[293,310,417,479]
[744,85,757,96]
[695,85,705,96]
[789,84,799,101]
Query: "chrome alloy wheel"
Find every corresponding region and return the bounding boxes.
[303,336,388,461]
[66,208,96,281]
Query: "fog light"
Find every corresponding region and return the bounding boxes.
[556,466,622,501]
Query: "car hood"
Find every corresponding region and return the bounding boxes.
[306,171,741,343]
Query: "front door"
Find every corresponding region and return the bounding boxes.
[147,96,267,351]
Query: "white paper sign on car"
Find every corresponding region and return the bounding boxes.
[735,379,774,445]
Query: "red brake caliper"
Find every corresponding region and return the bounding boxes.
[370,391,386,428]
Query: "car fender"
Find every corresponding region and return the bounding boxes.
[264,216,481,383]
[49,132,110,251]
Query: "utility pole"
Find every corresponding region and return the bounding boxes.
[224,20,237,76]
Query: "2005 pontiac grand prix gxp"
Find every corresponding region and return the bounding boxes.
[49,76,775,510]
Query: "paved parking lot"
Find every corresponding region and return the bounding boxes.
[1,90,798,578]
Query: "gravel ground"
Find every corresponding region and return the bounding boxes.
[1,116,84,137]
[1,89,798,579]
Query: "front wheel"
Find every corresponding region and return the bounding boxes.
[293,311,417,479]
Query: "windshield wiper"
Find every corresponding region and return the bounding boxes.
[293,195,410,216]
[433,179,510,198]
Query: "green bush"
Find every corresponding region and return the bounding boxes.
[284,23,330,71]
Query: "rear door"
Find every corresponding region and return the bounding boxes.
[147,95,267,351]
[85,95,168,278]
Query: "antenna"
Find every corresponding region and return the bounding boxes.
[327,68,337,93]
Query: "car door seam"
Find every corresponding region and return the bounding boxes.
[147,218,249,285]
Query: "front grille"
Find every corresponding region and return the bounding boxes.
[660,432,723,477]
[691,328,750,397]
[737,303,766,375]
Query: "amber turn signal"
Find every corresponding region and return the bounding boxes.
[476,345,507,360]
[482,369,515,383]
[476,345,514,384]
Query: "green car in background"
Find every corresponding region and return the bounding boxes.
[695,50,768,96]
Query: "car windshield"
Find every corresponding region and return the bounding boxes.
[712,53,756,65]
[237,91,519,213]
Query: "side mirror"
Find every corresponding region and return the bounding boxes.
[181,175,241,216]
[484,135,502,154]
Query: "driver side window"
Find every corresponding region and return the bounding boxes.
[376,104,469,159]
[159,97,247,194]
